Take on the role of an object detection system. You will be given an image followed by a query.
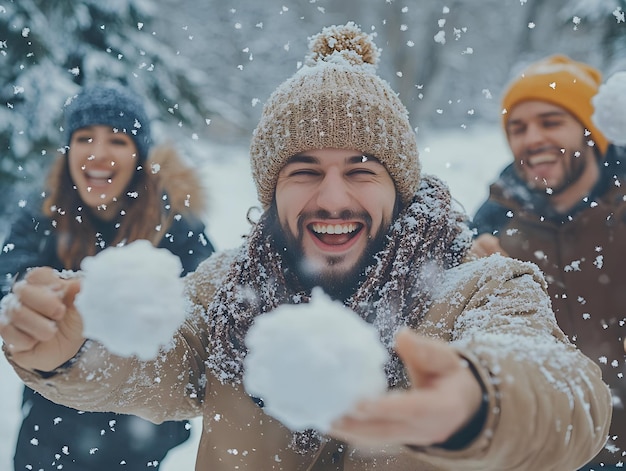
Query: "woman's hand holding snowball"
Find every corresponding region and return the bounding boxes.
[329,329,484,448]
[0,266,85,372]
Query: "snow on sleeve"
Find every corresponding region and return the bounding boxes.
[592,71,626,146]
[74,240,187,360]
[243,287,389,433]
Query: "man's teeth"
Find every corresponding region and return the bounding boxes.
[528,154,557,166]
[311,223,357,235]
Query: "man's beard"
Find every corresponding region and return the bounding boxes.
[522,148,588,196]
[267,204,396,302]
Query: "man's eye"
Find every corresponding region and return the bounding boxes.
[290,169,318,177]
[349,169,376,175]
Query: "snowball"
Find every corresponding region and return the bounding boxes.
[592,71,626,146]
[243,288,389,432]
[74,240,187,360]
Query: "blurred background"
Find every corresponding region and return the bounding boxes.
[1,0,625,240]
[1,1,625,468]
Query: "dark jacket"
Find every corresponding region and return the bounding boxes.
[472,144,626,466]
[2,147,216,471]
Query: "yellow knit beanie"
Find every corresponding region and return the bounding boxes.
[250,22,421,209]
[501,54,608,155]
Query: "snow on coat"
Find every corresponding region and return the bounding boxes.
[9,252,611,471]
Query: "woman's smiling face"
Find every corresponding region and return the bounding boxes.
[68,125,139,219]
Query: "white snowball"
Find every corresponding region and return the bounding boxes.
[243,288,389,432]
[592,71,626,146]
[74,240,187,360]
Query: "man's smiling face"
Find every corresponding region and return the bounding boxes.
[274,148,397,295]
[506,100,595,194]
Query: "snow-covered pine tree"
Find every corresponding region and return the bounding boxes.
[0,0,244,240]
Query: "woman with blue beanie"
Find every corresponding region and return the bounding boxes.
[3,84,215,470]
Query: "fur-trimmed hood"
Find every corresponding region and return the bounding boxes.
[148,145,208,218]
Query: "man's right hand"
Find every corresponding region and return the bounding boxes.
[470,233,508,258]
[0,267,85,372]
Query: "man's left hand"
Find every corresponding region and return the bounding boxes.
[329,329,483,447]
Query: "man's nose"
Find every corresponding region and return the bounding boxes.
[523,122,546,147]
[316,169,352,214]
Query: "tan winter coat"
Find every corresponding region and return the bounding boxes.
[472,147,626,465]
[10,254,611,471]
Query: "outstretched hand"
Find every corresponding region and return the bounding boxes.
[329,329,484,447]
[0,267,84,372]
[470,234,508,258]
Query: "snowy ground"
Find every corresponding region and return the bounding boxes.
[0,124,509,470]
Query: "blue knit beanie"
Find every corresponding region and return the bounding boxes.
[64,85,152,161]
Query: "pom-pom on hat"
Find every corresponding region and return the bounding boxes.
[64,84,152,162]
[250,22,421,209]
[501,54,608,155]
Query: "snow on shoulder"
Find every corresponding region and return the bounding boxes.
[74,240,187,360]
[592,71,626,146]
[243,288,389,433]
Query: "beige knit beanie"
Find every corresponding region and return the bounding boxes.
[250,22,421,209]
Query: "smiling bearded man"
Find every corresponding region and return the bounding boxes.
[470,55,626,470]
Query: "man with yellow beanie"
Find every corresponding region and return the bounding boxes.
[1,26,611,470]
[471,54,626,470]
